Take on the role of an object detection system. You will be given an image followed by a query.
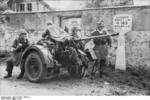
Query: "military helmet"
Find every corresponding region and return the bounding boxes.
[46,21,53,26]
[71,27,77,32]
[18,29,28,36]
[96,20,104,27]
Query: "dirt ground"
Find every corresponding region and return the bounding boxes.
[0,58,150,96]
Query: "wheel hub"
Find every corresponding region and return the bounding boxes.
[27,58,40,78]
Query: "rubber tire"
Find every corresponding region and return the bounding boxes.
[25,51,46,83]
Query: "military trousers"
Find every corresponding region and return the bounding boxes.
[99,59,106,77]
[6,52,22,74]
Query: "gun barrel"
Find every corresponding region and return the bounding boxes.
[75,33,119,41]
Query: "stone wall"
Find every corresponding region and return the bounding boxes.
[0,5,150,68]
[82,6,150,32]
[107,31,150,69]
[1,6,150,32]
[125,31,150,69]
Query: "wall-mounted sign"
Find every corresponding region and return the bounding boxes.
[113,14,132,33]
[114,14,132,71]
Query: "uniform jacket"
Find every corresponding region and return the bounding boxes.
[91,29,111,60]
[11,37,29,65]
[42,29,56,43]
[12,37,30,53]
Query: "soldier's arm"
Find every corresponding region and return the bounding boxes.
[13,38,29,52]
[21,39,30,49]
[12,39,18,48]
[26,39,30,46]
[12,39,23,52]
[107,36,112,47]
[42,29,49,38]
[91,31,101,45]
[103,30,112,46]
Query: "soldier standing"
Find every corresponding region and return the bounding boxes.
[87,20,111,78]
[4,30,30,79]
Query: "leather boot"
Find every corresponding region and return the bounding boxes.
[17,74,23,79]
[4,72,12,78]
[17,70,24,79]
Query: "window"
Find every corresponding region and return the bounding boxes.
[19,4,25,12]
[27,3,32,11]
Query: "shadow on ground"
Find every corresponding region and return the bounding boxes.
[1,57,150,95]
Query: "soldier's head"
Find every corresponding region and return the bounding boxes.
[96,20,104,31]
[71,27,77,34]
[18,29,28,39]
[71,27,80,37]
[46,21,53,27]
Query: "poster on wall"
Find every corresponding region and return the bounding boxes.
[114,14,132,33]
[114,14,132,71]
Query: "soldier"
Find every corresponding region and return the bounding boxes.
[42,21,55,43]
[42,21,71,42]
[4,30,30,79]
[41,21,60,57]
[64,26,69,33]
[42,21,69,71]
[86,20,111,78]
[71,27,79,38]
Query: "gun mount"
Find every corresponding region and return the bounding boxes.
[20,27,119,83]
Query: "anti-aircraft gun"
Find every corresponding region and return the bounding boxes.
[20,30,119,83]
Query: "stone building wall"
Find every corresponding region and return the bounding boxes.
[0,5,150,68]
[125,31,150,69]
[81,6,150,32]
[85,0,134,7]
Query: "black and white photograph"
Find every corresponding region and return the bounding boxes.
[0,0,150,96]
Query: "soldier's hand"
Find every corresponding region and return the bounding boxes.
[18,43,22,46]
[111,33,119,36]
[10,48,15,52]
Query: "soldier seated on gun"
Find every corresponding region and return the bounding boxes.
[85,20,111,79]
[4,30,30,79]
[71,27,79,39]
[42,21,66,67]
[41,21,58,55]
[42,25,56,44]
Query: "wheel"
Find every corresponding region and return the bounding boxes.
[65,47,83,78]
[25,51,46,82]
[68,64,83,78]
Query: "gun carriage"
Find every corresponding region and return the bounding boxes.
[20,30,118,83]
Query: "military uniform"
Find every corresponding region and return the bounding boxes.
[42,21,55,42]
[85,20,111,78]
[92,29,111,60]
[91,28,111,77]
[4,32,29,79]
[71,27,78,38]
[42,29,57,44]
